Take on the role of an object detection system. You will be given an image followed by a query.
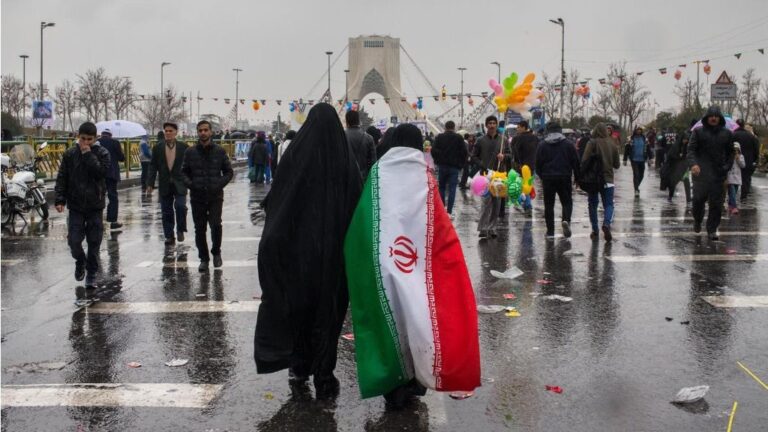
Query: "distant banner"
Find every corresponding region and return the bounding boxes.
[32,100,53,120]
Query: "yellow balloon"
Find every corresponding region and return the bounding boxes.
[522,184,532,195]
[522,165,532,180]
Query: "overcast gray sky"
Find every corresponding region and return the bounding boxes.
[3,0,767,125]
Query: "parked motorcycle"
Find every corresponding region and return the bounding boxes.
[1,142,49,226]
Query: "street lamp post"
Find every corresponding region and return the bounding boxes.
[160,62,171,104]
[325,51,333,103]
[458,67,467,128]
[490,61,501,85]
[39,21,55,136]
[344,69,350,103]
[233,68,242,124]
[549,17,565,122]
[20,54,29,127]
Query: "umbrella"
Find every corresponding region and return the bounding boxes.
[96,120,148,138]
[690,117,739,132]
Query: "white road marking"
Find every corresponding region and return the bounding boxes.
[1,383,222,408]
[526,230,768,239]
[510,216,696,223]
[607,254,768,263]
[1,259,24,266]
[135,260,257,268]
[702,296,768,308]
[84,300,261,314]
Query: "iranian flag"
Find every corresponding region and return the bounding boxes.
[344,146,481,399]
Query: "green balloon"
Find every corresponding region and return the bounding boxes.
[503,77,514,90]
[507,72,518,89]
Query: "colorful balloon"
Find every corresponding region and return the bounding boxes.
[522,73,536,84]
[470,174,490,196]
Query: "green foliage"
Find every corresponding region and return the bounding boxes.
[1,111,22,137]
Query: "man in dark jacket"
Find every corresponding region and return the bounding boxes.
[688,106,734,240]
[472,115,508,238]
[54,122,111,287]
[511,120,539,214]
[733,119,760,200]
[664,123,694,204]
[459,134,478,189]
[182,120,234,271]
[148,122,189,245]
[248,135,268,184]
[98,129,125,229]
[535,122,580,239]
[344,110,376,180]
[431,120,468,217]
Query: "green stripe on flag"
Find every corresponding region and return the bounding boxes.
[345,164,409,398]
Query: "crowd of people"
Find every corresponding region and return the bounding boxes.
[51,102,760,405]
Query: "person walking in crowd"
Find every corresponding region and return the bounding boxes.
[139,135,151,193]
[623,126,650,198]
[249,134,268,184]
[535,122,580,239]
[472,116,507,239]
[431,121,468,218]
[147,122,189,245]
[345,110,376,180]
[581,123,620,241]
[181,120,234,272]
[576,129,591,161]
[254,103,362,400]
[511,120,539,216]
[459,133,478,190]
[733,119,760,201]
[366,126,382,147]
[54,122,111,287]
[688,106,735,240]
[98,128,125,229]
[727,142,746,215]
[654,129,668,169]
[277,130,296,165]
[663,121,694,204]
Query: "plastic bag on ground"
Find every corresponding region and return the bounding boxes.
[490,266,523,280]
[477,305,506,314]
[671,385,709,404]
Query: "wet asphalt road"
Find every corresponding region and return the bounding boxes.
[2,165,768,431]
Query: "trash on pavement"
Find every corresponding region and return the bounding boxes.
[490,266,523,280]
[545,385,563,394]
[680,321,690,325]
[562,251,584,257]
[477,305,507,313]
[537,279,552,285]
[341,333,355,341]
[264,392,274,400]
[665,317,674,321]
[127,362,142,368]
[448,391,475,400]
[503,293,516,300]
[164,358,189,367]
[541,295,573,302]
[195,293,207,298]
[671,385,709,404]
[505,309,521,317]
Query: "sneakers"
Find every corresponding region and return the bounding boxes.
[561,221,572,238]
[177,232,185,242]
[164,237,176,245]
[693,220,702,233]
[85,272,97,288]
[590,231,599,241]
[213,254,223,268]
[708,232,720,241]
[634,190,640,198]
[75,264,85,281]
[199,261,210,272]
[110,222,123,230]
[545,232,555,239]
[602,225,613,242]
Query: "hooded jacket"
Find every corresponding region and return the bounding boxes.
[535,132,580,180]
[581,123,620,184]
[687,106,735,182]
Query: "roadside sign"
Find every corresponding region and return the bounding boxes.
[712,70,737,101]
[715,71,733,84]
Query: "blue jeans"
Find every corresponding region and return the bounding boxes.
[728,185,739,209]
[160,194,188,239]
[588,186,615,232]
[437,165,460,214]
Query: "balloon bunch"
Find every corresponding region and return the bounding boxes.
[488,72,543,118]
[289,102,296,112]
[411,98,423,110]
[252,101,261,111]
[574,85,590,99]
[521,165,536,199]
[470,173,490,197]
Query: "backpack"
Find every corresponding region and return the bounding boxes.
[579,144,605,194]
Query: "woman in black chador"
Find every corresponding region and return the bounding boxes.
[254,103,362,399]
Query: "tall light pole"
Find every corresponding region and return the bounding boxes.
[40,21,55,136]
[490,61,501,84]
[344,69,350,103]
[325,51,333,102]
[160,62,171,104]
[20,54,29,127]
[549,18,565,122]
[458,67,467,128]
[233,68,242,124]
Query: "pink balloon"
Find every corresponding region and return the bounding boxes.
[488,79,500,89]
[471,174,489,196]
[494,85,504,96]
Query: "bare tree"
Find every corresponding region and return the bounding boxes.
[54,80,78,132]
[108,76,134,120]
[564,69,586,122]
[136,86,187,134]
[600,63,650,131]
[674,79,704,112]
[539,72,561,121]
[755,82,768,127]
[1,75,25,120]
[736,68,761,123]
[591,85,613,120]
[76,68,110,122]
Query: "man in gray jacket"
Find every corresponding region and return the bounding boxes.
[471,115,509,239]
[345,110,376,181]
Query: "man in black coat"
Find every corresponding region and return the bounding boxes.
[54,122,111,287]
[182,120,234,271]
[511,120,539,214]
[98,129,125,229]
[431,120,468,217]
[688,106,734,240]
[733,119,760,200]
[344,110,376,180]
[148,122,189,245]
[535,122,580,239]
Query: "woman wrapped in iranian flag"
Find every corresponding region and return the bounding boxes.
[344,123,481,408]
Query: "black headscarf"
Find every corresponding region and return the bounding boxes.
[255,103,362,379]
[376,127,396,159]
[366,126,382,145]
[390,123,423,151]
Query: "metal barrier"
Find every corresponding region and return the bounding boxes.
[2,138,239,179]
